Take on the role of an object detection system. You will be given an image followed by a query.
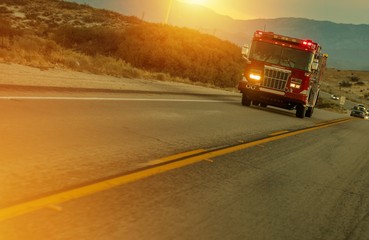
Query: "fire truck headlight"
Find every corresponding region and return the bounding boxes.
[290,83,301,88]
[249,73,261,81]
[290,78,302,89]
[248,69,262,81]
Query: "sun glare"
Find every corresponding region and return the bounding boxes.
[181,0,208,5]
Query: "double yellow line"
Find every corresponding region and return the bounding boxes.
[0,117,355,222]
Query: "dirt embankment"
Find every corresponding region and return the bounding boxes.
[0,63,238,97]
[0,63,139,90]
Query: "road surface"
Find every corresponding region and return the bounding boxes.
[0,85,368,240]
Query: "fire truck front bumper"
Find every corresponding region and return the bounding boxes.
[240,85,308,109]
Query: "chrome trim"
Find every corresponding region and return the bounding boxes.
[262,66,291,91]
[259,87,286,95]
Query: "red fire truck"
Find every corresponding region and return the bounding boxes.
[238,30,328,118]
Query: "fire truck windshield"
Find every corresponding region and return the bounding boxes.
[250,41,314,71]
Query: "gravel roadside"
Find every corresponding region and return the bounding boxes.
[0,63,240,97]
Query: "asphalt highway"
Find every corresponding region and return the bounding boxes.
[1,87,368,240]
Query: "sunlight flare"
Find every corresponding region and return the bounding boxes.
[180,0,208,5]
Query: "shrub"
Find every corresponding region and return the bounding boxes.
[339,80,352,88]
[0,19,20,45]
[116,24,244,88]
[52,25,123,55]
[51,22,244,87]
[316,98,345,112]
[155,73,170,81]
[348,74,360,82]
[0,0,30,6]
[57,1,86,10]
[0,6,11,14]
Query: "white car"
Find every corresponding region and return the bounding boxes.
[330,94,339,100]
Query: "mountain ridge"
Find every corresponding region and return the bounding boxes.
[70,0,369,70]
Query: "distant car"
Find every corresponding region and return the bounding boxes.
[355,104,366,108]
[351,106,368,119]
[330,94,339,100]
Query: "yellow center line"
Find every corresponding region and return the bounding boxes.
[315,118,351,126]
[0,117,355,222]
[145,149,206,166]
[269,130,289,136]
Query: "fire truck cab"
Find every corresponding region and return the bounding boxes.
[238,30,328,118]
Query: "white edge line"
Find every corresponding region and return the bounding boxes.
[0,96,237,103]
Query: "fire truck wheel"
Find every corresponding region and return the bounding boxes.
[252,101,260,106]
[260,103,267,108]
[296,104,306,118]
[241,93,251,106]
[305,107,314,118]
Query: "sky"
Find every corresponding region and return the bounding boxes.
[179,0,369,24]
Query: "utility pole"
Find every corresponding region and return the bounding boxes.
[164,0,173,24]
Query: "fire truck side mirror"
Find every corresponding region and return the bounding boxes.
[242,44,249,58]
[311,59,319,71]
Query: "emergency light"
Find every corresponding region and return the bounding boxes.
[254,30,318,51]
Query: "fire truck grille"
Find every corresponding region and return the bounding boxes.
[262,66,291,91]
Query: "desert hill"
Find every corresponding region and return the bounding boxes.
[0,0,244,88]
[72,0,369,71]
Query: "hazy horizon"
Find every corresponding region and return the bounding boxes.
[178,0,369,25]
[71,0,369,25]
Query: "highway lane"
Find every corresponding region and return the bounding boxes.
[1,89,365,239]
[0,91,345,205]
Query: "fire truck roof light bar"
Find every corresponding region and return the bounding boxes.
[254,30,318,50]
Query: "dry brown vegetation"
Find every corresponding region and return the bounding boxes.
[0,0,150,79]
[0,0,243,89]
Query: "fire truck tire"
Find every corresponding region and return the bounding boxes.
[260,103,267,108]
[252,101,260,106]
[241,93,251,106]
[305,107,314,118]
[296,104,306,118]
